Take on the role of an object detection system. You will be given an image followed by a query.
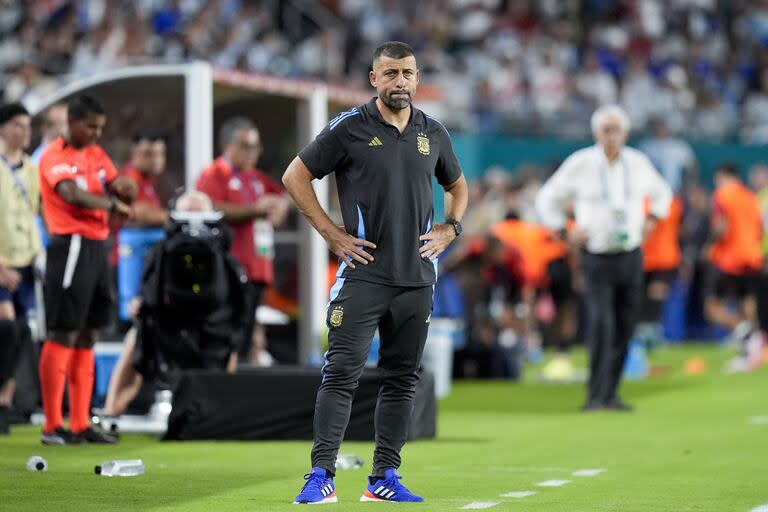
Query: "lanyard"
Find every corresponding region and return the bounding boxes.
[223,158,258,203]
[0,155,30,204]
[598,152,630,206]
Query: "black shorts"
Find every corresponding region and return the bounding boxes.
[546,257,574,305]
[45,234,113,331]
[644,269,677,289]
[705,266,758,300]
[238,281,266,356]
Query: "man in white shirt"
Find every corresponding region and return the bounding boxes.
[536,105,672,411]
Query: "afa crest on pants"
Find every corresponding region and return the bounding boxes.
[330,306,344,327]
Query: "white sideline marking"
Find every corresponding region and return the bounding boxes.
[428,465,571,473]
[572,468,606,477]
[461,502,498,509]
[750,416,768,425]
[750,505,768,512]
[500,491,537,498]
[536,480,571,487]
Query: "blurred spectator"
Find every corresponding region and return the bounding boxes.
[0,103,39,434]
[574,49,618,109]
[453,235,527,380]
[1,1,768,139]
[749,163,768,335]
[704,162,763,371]
[639,118,697,192]
[30,102,67,165]
[196,117,290,367]
[120,133,169,227]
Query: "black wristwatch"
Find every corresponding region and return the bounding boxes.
[446,218,462,238]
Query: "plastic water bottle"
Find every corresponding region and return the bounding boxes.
[26,456,47,472]
[623,339,649,380]
[95,460,145,477]
[335,454,363,470]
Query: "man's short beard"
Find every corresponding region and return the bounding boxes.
[381,91,411,111]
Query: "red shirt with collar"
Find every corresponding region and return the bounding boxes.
[39,136,118,240]
[120,165,162,209]
[196,157,283,284]
[109,165,165,266]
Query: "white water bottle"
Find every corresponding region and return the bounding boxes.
[95,459,145,477]
[26,456,48,472]
[335,454,363,470]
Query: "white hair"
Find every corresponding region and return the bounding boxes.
[590,104,631,135]
[175,190,213,212]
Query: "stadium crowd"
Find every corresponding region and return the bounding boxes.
[5,1,768,139]
[0,3,767,441]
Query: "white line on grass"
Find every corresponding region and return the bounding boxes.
[750,416,768,425]
[461,502,498,509]
[426,466,573,474]
[487,466,572,472]
[500,491,537,498]
[536,479,571,487]
[749,505,768,512]
[572,468,606,477]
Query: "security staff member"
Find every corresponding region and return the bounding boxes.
[0,103,39,433]
[283,41,468,504]
[536,105,672,412]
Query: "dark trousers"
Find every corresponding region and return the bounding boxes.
[581,249,643,405]
[757,272,768,332]
[312,279,432,477]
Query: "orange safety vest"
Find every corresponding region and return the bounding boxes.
[642,196,683,272]
[491,219,567,287]
[709,181,763,274]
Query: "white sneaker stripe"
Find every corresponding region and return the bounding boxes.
[374,486,385,495]
[385,490,396,499]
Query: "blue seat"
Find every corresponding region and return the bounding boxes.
[117,228,166,320]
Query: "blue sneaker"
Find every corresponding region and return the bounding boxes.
[294,467,337,504]
[360,468,424,502]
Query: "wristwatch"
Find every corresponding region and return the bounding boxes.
[108,196,117,213]
[446,218,462,238]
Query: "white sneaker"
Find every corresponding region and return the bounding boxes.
[256,350,275,367]
[730,321,754,344]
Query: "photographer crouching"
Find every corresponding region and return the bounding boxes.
[104,190,248,417]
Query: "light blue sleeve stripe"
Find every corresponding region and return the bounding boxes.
[356,204,366,241]
[425,114,451,138]
[329,108,360,130]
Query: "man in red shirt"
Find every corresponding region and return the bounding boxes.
[120,132,168,226]
[196,118,289,365]
[112,133,169,320]
[38,94,136,445]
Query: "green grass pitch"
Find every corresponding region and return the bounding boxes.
[1,344,766,511]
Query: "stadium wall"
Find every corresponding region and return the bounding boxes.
[451,135,768,185]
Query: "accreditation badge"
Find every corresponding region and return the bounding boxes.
[612,208,629,247]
